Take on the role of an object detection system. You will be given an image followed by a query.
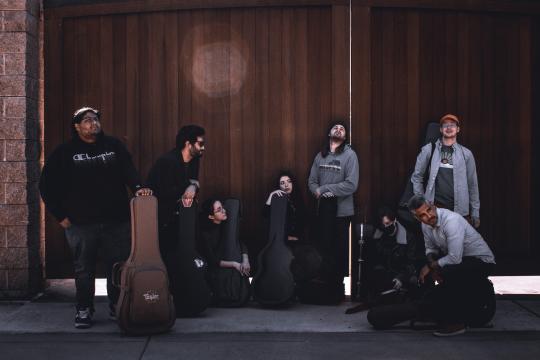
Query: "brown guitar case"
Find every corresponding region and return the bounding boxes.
[114,195,176,335]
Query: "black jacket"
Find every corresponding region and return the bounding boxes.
[39,133,142,224]
[145,148,199,231]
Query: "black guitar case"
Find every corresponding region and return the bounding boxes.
[316,197,339,278]
[207,198,250,307]
[367,302,419,330]
[367,277,496,330]
[169,201,211,317]
[295,197,344,305]
[222,199,243,262]
[252,195,295,306]
[397,122,440,265]
[398,122,441,211]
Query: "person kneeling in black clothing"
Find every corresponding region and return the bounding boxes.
[198,198,251,307]
[364,206,418,302]
[347,206,419,314]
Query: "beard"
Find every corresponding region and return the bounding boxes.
[190,148,203,158]
[330,134,345,142]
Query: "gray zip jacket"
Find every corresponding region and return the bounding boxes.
[308,144,359,217]
[423,208,494,267]
[412,139,480,219]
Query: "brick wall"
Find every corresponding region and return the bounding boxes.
[0,0,42,298]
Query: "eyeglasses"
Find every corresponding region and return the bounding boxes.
[441,124,457,129]
[195,140,205,147]
[82,117,99,123]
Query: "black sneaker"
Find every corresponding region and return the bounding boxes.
[75,308,93,329]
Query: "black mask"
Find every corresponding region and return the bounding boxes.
[382,223,396,236]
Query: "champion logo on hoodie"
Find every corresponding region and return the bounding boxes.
[72,151,117,167]
[319,159,341,172]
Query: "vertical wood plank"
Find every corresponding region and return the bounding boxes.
[518,17,531,254]
[112,16,127,144]
[125,15,141,172]
[531,16,540,261]
[164,11,180,153]
[419,11,434,125]
[332,5,349,123]
[293,7,309,192]
[479,13,495,247]
[352,5,371,220]
[238,8,257,249]
[444,11,457,111]
[380,10,395,204]
[406,12,420,171]
[99,16,114,135]
[229,9,244,199]
[281,8,295,171]
[137,13,153,177]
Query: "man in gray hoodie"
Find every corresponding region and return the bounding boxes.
[308,121,359,280]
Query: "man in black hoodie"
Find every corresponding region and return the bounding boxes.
[39,107,152,329]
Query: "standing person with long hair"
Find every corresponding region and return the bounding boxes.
[308,121,359,292]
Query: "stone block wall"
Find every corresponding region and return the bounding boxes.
[0,0,42,298]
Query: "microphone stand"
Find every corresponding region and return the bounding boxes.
[345,221,369,314]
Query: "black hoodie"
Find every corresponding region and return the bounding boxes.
[39,132,142,224]
[145,148,200,231]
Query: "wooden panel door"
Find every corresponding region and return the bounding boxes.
[44,4,349,277]
[351,6,536,278]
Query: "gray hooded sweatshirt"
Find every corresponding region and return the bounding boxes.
[308,144,359,217]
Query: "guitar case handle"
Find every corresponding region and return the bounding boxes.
[112,261,124,288]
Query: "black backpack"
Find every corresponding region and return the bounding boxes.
[398,122,440,208]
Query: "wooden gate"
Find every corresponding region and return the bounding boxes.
[44,0,540,279]
[44,0,349,277]
[351,1,540,283]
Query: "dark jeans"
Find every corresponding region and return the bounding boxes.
[65,222,131,310]
[433,257,495,324]
[335,216,352,278]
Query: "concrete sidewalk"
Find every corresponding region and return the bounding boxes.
[1,298,540,334]
[1,280,540,359]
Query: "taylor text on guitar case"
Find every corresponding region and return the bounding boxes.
[115,195,176,335]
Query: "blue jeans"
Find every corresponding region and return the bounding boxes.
[64,222,131,310]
